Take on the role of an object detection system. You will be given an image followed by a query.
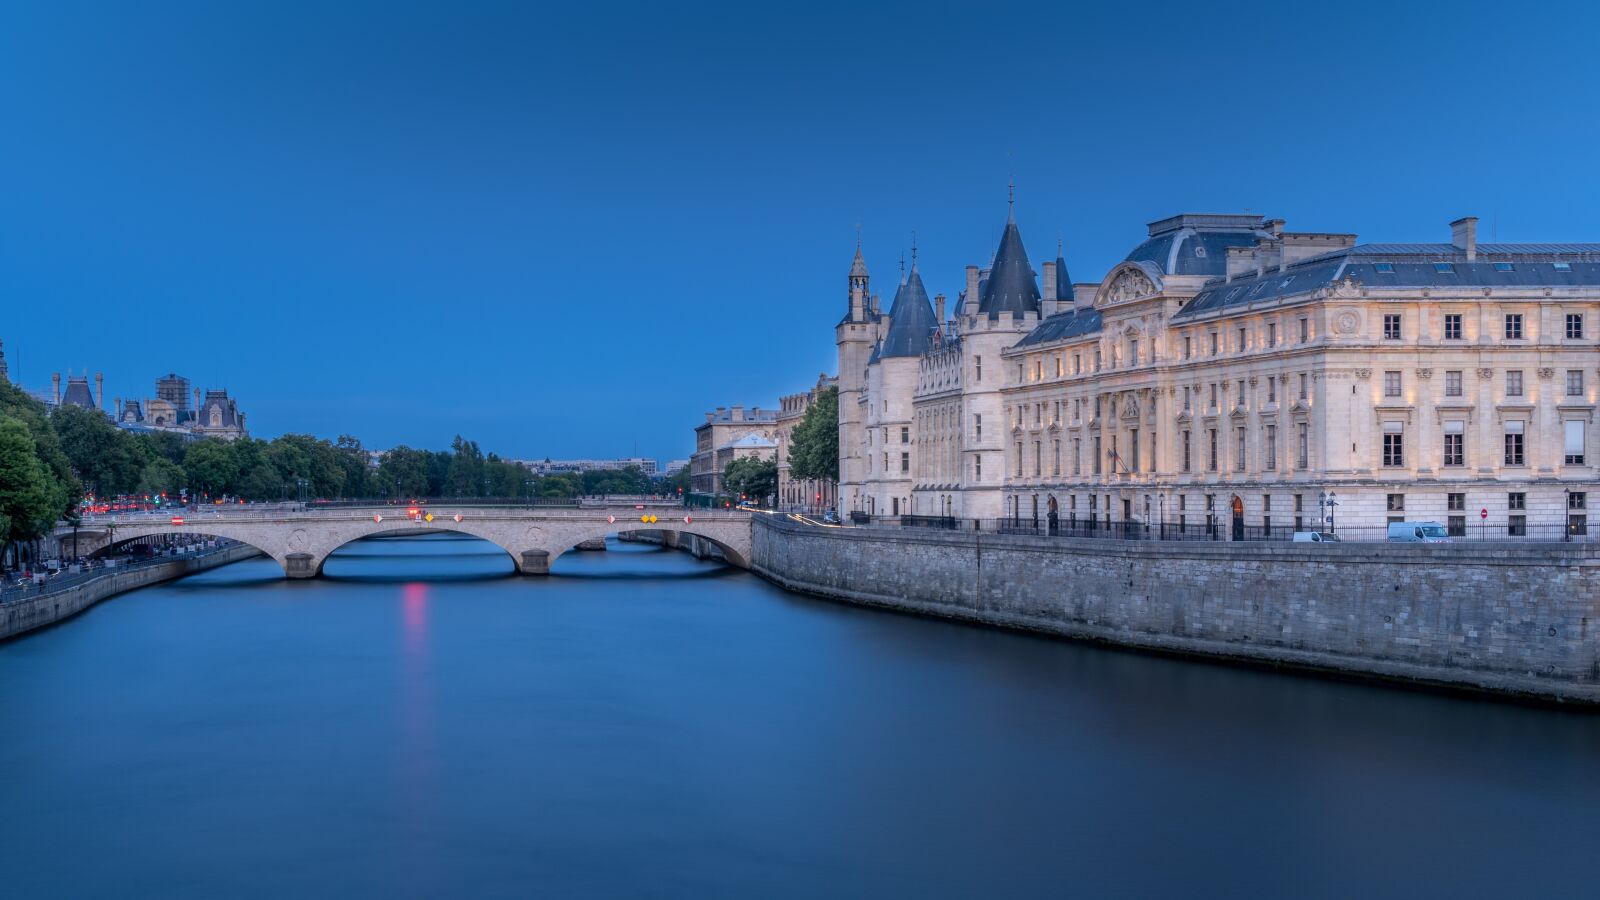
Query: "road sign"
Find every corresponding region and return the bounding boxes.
[424,513,434,523]
[607,515,615,524]
[452,514,462,523]
[373,514,382,523]
[683,515,692,524]
[170,516,184,526]
[1480,508,1488,519]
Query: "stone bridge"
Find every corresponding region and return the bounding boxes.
[67,507,752,578]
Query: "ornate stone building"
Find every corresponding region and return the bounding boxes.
[838,205,1600,538]
[775,373,839,511]
[690,405,777,495]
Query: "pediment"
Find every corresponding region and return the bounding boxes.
[1095,262,1165,309]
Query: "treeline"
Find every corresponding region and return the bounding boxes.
[0,381,657,559]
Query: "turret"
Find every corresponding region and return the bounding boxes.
[847,241,870,322]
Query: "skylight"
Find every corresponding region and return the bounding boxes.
[1494,263,1515,272]
[1433,263,1455,274]
[1554,262,1572,271]
[1373,263,1395,273]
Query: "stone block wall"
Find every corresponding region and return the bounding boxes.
[751,516,1600,704]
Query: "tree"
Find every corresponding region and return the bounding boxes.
[183,439,240,498]
[663,465,691,496]
[446,435,485,496]
[52,404,144,496]
[787,386,839,485]
[378,445,432,499]
[721,456,777,503]
[0,382,79,521]
[0,416,58,565]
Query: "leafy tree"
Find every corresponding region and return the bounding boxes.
[378,445,432,499]
[52,404,144,496]
[582,465,650,496]
[446,435,485,496]
[183,439,239,497]
[787,387,839,485]
[0,416,58,563]
[335,434,375,498]
[663,465,691,496]
[721,456,777,503]
[137,457,187,496]
[0,382,79,520]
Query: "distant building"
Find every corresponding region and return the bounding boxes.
[516,457,659,476]
[193,389,247,439]
[662,459,690,476]
[776,373,838,510]
[691,405,777,495]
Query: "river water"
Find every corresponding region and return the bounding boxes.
[2,534,1597,898]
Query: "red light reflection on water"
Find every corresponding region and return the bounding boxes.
[398,580,436,859]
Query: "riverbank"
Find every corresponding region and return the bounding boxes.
[751,515,1600,706]
[0,543,262,641]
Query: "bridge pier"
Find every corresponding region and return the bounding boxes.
[518,549,550,576]
[284,552,320,579]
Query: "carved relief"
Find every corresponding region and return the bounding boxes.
[1416,369,1433,379]
[1477,368,1495,380]
[1539,368,1555,380]
[1106,268,1157,304]
[1335,311,1360,334]
[1354,369,1372,380]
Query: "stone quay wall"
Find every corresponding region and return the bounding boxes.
[751,516,1600,705]
[1,543,261,642]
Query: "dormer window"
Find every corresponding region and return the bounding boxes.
[1434,263,1455,274]
[1493,262,1515,272]
[1374,263,1395,274]
[1554,262,1573,272]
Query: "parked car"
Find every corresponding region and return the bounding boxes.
[1292,532,1341,543]
[1387,521,1451,543]
[821,508,839,525]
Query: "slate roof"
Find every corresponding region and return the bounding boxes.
[1055,253,1075,304]
[1178,243,1600,320]
[61,377,96,409]
[1014,307,1104,347]
[1124,214,1273,277]
[979,219,1040,318]
[879,267,938,358]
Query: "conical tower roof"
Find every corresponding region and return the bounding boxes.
[880,266,937,358]
[980,213,1040,318]
[850,243,869,278]
[1055,244,1075,305]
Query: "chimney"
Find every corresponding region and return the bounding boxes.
[52,372,61,404]
[964,265,980,315]
[731,405,744,421]
[1040,261,1058,318]
[114,396,121,417]
[1267,218,1285,238]
[194,387,201,410]
[1451,216,1478,261]
[94,372,104,409]
[705,412,714,422]
[934,293,945,322]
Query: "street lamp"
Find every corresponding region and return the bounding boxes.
[1319,490,1339,535]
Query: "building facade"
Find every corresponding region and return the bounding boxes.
[838,205,1600,538]
[775,373,839,511]
[690,405,777,495]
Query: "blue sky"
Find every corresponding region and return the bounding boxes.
[4,0,1598,461]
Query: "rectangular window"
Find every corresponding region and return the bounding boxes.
[974,455,982,481]
[1055,356,1063,378]
[975,356,982,382]
[1444,313,1462,340]
[1267,376,1276,403]
[1567,370,1584,397]
[1092,437,1102,475]
[1506,370,1523,397]
[1387,493,1405,512]
[900,452,909,473]
[1183,386,1191,411]
[1237,327,1247,351]
[1265,425,1277,471]
[1298,374,1308,401]
[1073,438,1081,475]
[1443,421,1464,467]
[1448,515,1466,537]
[1445,370,1463,397]
[1074,353,1081,374]
[1298,317,1309,343]
[1053,440,1061,476]
[1129,338,1139,365]
[1384,370,1402,397]
[1509,492,1526,511]
[1235,427,1246,471]
[1504,314,1523,340]
[1382,424,1405,467]
[1571,492,1588,510]
[1183,336,1192,359]
[1383,314,1402,340]
[1015,443,1023,477]
[1182,431,1192,473]
[900,426,909,444]
[1297,423,1308,468]
[1208,429,1218,472]
[1567,313,1584,340]
[1504,421,1525,466]
[1447,492,1465,511]
[1565,420,1586,465]
[974,415,982,440]
[1267,322,1277,346]
[1130,429,1140,472]
[1033,441,1041,476]
[1509,515,1526,537]
[1209,332,1219,355]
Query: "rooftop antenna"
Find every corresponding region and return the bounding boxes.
[1007,178,1016,223]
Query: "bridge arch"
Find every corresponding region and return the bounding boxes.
[541,523,751,570]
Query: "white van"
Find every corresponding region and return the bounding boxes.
[1387,521,1451,543]
[1292,532,1341,543]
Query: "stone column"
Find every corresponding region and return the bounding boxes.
[284,553,319,579]
[518,549,551,575]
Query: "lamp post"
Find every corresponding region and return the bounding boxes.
[1319,490,1339,535]
[1564,487,1572,542]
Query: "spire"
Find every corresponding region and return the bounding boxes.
[879,267,938,358]
[846,236,871,323]
[898,251,906,285]
[979,202,1041,318]
[1055,238,1075,305]
[849,236,869,279]
[1007,179,1016,223]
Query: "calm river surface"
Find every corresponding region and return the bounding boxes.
[2,534,1598,898]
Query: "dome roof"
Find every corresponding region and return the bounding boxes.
[1124,214,1273,276]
